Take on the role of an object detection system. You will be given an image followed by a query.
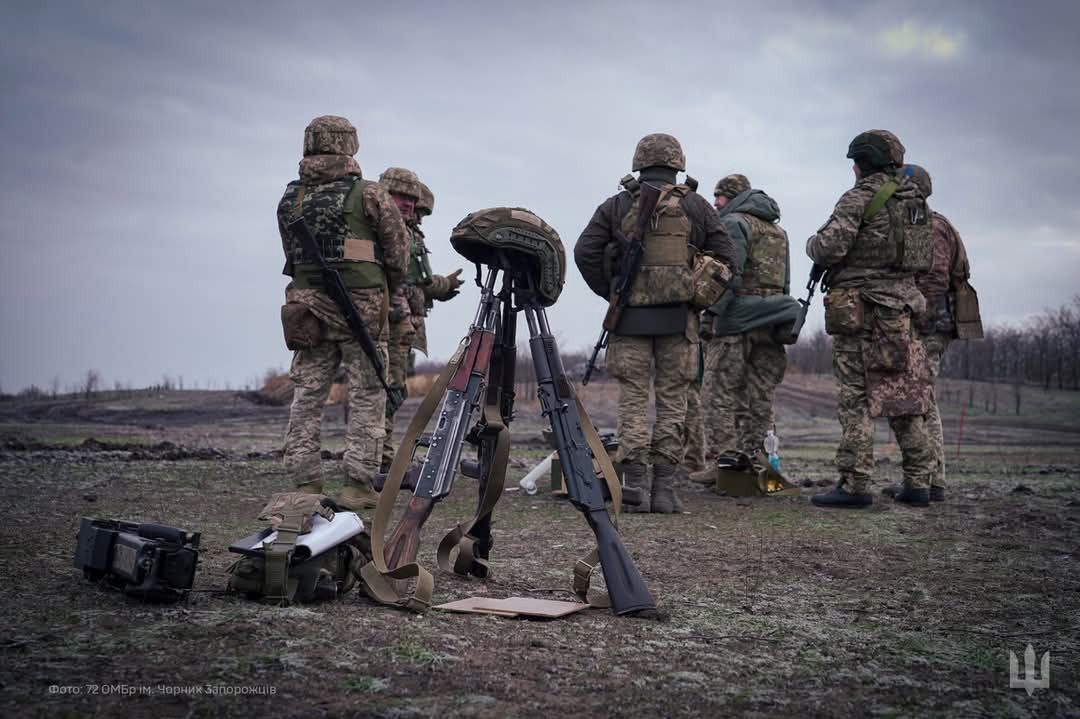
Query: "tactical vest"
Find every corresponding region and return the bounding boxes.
[405,226,434,287]
[843,176,933,273]
[278,177,385,289]
[620,184,695,307]
[736,213,788,292]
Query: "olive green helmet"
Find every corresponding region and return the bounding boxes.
[303,115,358,157]
[416,182,434,216]
[632,133,686,172]
[846,129,905,170]
[450,207,566,306]
[904,164,932,198]
[378,167,421,199]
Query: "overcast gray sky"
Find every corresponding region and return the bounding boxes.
[1,0,1078,392]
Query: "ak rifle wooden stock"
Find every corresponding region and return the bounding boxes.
[381,268,500,575]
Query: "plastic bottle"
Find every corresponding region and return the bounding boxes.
[763,429,781,472]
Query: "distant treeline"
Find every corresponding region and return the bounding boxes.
[788,295,1080,390]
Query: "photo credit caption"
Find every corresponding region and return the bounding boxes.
[48,684,277,696]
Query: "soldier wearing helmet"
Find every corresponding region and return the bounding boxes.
[276,116,410,509]
[877,163,977,504]
[574,133,736,514]
[806,129,936,508]
[378,170,463,471]
[701,174,800,466]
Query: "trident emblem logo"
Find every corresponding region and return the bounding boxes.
[1009,645,1050,696]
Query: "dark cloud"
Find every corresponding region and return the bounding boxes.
[0,0,1077,391]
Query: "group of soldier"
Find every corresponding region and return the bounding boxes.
[276,115,974,522]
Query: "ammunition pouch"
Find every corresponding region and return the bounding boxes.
[865,308,911,373]
[952,281,984,339]
[614,304,688,337]
[74,518,201,602]
[689,253,732,310]
[281,302,323,351]
[823,288,864,336]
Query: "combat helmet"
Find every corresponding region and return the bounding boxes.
[379,167,421,199]
[450,207,566,306]
[714,173,751,199]
[304,115,358,157]
[416,182,434,216]
[846,129,905,170]
[632,133,686,172]
[904,164,932,198]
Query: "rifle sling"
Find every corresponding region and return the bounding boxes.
[359,343,466,611]
[571,394,623,609]
[436,402,508,577]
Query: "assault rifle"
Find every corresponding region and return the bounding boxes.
[287,217,403,415]
[525,299,655,615]
[583,181,663,385]
[381,267,501,573]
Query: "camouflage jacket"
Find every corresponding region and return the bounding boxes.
[574,186,736,299]
[915,211,971,334]
[280,158,409,338]
[710,190,799,336]
[806,172,925,314]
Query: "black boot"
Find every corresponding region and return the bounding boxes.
[930,486,946,502]
[881,484,902,498]
[811,485,872,508]
[894,487,930,507]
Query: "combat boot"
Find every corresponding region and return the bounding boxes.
[335,478,379,510]
[930,486,946,502]
[881,484,902,498]
[893,486,930,507]
[650,462,684,514]
[621,462,651,514]
[811,485,872,508]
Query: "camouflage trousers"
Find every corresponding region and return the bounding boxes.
[606,324,698,465]
[922,333,951,488]
[702,328,787,458]
[683,379,706,472]
[381,317,416,469]
[283,337,389,488]
[832,335,932,494]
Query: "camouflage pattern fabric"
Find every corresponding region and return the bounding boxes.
[714,173,751,199]
[916,211,969,335]
[905,163,932,198]
[416,182,434,216]
[620,185,695,307]
[304,115,358,157]
[632,133,686,171]
[605,314,698,465]
[379,167,421,199]
[683,378,706,473]
[922,333,951,489]
[258,492,334,532]
[381,317,416,468]
[283,335,389,489]
[702,329,786,457]
[832,333,932,493]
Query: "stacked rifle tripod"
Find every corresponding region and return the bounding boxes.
[359,258,656,616]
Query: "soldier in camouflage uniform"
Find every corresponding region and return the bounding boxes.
[277,116,409,509]
[575,134,735,513]
[807,130,935,508]
[378,171,463,470]
[882,164,973,503]
[702,174,799,460]
[681,348,707,473]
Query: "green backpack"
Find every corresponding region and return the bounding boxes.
[227,493,371,605]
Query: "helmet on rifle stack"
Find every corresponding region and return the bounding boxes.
[450,207,566,306]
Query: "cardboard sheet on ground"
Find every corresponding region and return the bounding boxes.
[433,596,590,619]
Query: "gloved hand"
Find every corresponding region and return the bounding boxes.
[443,268,464,299]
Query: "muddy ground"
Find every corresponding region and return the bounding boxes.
[0,376,1077,718]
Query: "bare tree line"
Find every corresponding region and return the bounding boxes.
[788,295,1080,391]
